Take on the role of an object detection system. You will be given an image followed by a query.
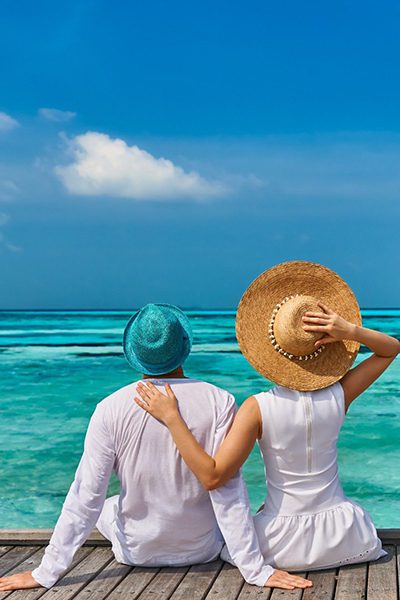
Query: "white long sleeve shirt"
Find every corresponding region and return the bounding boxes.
[32,378,273,588]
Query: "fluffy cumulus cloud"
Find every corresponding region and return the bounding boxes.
[55,132,226,200]
[39,108,76,122]
[0,112,19,132]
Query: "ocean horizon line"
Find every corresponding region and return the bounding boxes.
[0,307,400,313]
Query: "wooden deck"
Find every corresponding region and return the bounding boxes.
[0,529,399,599]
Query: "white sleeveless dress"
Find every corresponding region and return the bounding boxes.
[221,381,385,571]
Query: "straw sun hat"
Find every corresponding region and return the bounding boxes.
[236,261,362,391]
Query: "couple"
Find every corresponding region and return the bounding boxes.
[1,261,399,593]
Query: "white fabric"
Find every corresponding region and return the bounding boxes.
[32,378,273,588]
[222,381,385,571]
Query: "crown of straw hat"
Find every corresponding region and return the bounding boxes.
[123,303,193,375]
[236,261,361,391]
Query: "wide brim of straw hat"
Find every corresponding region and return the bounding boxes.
[236,261,362,391]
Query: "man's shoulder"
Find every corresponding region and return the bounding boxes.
[94,381,139,413]
[187,378,235,400]
[95,379,236,420]
[98,378,234,404]
[190,380,237,415]
[188,378,225,390]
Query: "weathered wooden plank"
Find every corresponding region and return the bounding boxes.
[269,572,308,600]
[0,541,399,600]
[302,569,337,599]
[2,546,93,600]
[367,545,397,600]
[169,560,223,600]
[0,547,38,577]
[0,530,109,546]
[106,566,159,600]
[334,562,367,600]
[377,529,400,542]
[72,558,132,600]
[237,581,272,599]
[205,562,244,599]
[395,544,400,598]
[39,547,114,600]
[136,566,189,600]
[397,545,400,600]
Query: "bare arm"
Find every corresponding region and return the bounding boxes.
[303,303,400,410]
[339,327,399,410]
[135,382,261,489]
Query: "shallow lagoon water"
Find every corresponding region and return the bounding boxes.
[0,309,399,527]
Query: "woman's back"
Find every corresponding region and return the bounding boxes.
[255,381,345,515]
[248,381,385,570]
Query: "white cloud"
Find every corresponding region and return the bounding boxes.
[0,112,19,132]
[55,132,226,200]
[39,108,76,122]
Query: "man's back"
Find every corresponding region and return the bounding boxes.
[32,375,271,589]
[98,377,235,565]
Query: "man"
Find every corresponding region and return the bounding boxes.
[0,304,310,592]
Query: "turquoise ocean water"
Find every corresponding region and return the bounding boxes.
[0,309,399,528]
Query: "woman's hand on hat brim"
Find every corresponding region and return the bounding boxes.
[134,382,179,426]
[302,302,357,347]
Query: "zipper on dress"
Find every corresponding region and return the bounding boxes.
[303,393,313,473]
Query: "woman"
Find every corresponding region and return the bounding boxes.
[135,261,399,573]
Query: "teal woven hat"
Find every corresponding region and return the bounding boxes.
[123,303,193,375]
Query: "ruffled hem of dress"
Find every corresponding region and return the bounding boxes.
[305,545,387,571]
[252,498,383,571]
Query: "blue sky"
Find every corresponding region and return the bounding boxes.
[0,0,399,308]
